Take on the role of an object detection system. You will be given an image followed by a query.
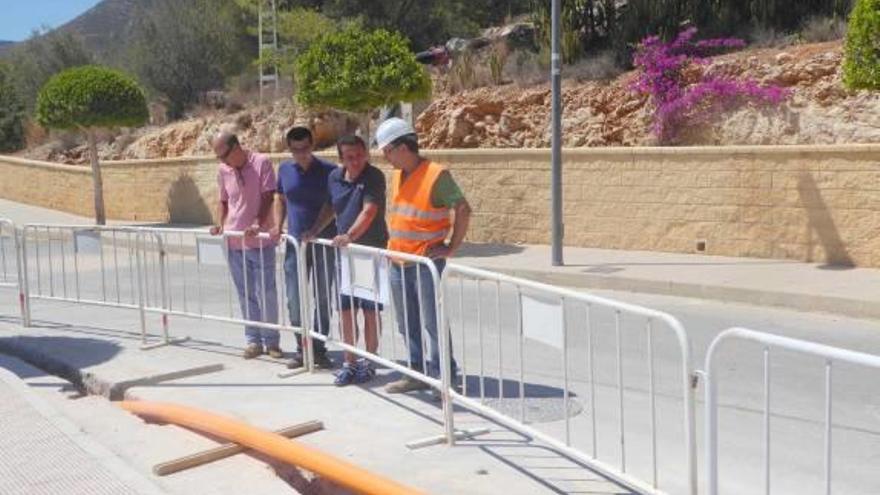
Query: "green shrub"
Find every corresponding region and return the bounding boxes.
[295,26,431,114]
[844,0,880,90]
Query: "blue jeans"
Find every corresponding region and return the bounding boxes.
[227,247,279,347]
[284,242,334,354]
[390,258,456,378]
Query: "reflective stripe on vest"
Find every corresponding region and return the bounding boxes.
[388,204,451,221]
[388,161,452,256]
[388,228,450,241]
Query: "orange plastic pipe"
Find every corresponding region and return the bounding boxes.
[119,400,425,495]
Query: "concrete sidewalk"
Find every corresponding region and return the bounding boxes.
[0,299,632,495]
[3,197,879,319]
[0,355,164,495]
[454,243,880,319]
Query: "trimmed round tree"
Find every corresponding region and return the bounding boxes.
[36,65,148,225]
[844,0,880,90]
[295,27,431,141]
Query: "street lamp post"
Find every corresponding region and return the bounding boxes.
[551,0,564,266]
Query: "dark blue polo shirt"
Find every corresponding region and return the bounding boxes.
[327,164,389,248]
[276,157,338,238]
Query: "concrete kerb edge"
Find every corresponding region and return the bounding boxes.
[477,266,880,320]
[0,364,166,495]
[0,335,112,396]
[0,335,226,400]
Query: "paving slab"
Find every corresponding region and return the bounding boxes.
[0,354,164,495]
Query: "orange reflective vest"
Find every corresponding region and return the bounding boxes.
[388,161,452,256]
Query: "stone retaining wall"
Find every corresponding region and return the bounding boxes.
[2,144,878,266]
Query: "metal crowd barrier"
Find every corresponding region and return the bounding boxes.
[18,224,173,345]
[300,238,454,419]
[441,263,698,495]
[704,327,880,495]
[0,218,25,320]
[133,228,301,351]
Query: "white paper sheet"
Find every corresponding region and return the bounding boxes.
[521,291,564,349]
[196,236,227,266]
[73,230,101,255]
[338,249,389,305]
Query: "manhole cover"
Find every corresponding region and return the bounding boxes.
[480,397,584,423]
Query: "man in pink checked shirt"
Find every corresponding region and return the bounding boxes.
[210,131,281,360]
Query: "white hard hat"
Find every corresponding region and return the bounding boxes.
[375,117,416,150]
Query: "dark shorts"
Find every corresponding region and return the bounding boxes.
[339,295,383,312]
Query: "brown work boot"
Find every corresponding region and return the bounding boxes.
[385,376,430,394]
[243,344,263,359]
[266,346,283,359]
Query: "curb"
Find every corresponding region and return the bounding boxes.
[0,335,114,397]
[472,265,879,320]
[0,335,225,400]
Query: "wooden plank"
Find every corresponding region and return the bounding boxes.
[153,420,324,476]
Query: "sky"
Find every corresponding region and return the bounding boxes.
[0,0,102,42]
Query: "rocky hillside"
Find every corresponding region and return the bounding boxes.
[20,99,361,164]
[417,40,880,148]
[17,39,880,165]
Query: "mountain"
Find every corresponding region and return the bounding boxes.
[57,0,139,61]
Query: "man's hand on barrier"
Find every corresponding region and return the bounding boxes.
[332,233,352,248]
[209,225,223,236]
[301,227,318,242]
[269,226,283,242]
[244,226,260,238]
[426,243,453,259]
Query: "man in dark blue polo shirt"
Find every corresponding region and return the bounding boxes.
[304,135,388,386]
[271,127,337,369]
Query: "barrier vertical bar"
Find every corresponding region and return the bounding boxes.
[435,260,454,446]
[47,227,54,297]
[562,297,570,446]
[98,230,106,301]
[477,280,485,402]
[19,226,32,326]
[458,276,467,397]
[824,360,832,495]
[416,266,428,375]
[73,229,81,301]
[112,230,120,304]
[495,280,503,401]
[517,286,525,423]
[59,227,68,298]
[587,304,596,457]
[299,238,314,371]
[763,347,771,495]
[616,310,625,472]
[34,227,42,296]
[136,233,148,344]
[648,318,658,488]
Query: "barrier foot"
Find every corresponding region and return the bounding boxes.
[140,336,190,351]
[406,427,491,450]
[277,367,309,379]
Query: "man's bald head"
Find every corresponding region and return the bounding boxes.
[212,131,238,150]
[212,131,244,167]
